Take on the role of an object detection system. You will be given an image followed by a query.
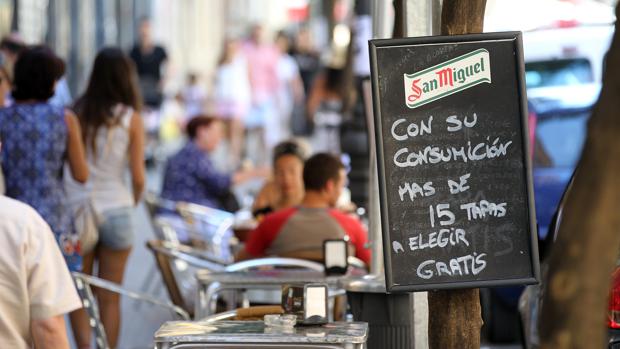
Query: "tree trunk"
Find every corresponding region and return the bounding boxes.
[392,0,405,38]
[428,289,483,349]
[440,0,487,36]
[539,4,620,348]
[427,1,487,348]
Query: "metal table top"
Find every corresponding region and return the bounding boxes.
[154,321,368,344]
[338,274,387,293]
[195,269,342,286]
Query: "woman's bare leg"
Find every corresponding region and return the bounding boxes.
[94,246,131,348]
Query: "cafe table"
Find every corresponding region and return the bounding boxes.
[195,269,346,319]
[154,320,369,349]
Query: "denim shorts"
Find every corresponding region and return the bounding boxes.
[98,207,135,250]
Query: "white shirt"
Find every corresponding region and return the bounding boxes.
[66,106,134,215]
[0,196,81,348]
[214,55,252,105]
[276,54,301,115]
[182,83,207,118]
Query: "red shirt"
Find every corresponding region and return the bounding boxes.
[244,207,371,265]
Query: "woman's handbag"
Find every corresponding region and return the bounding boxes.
[71,196,101,255]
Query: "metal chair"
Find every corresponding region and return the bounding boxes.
[147,237,327,318]
[139,193,185,300]
[147,240,229,317]
[147,194,238,260]
[143,195,235,306]
[72,272,189,349]
[141,194,237,313]
[225,257,324,272]
[144,192,177,222]
[175,201,237,261]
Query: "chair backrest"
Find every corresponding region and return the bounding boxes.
[144,192,178,221]
[72,273,110,349]
[145,193,190,244]
[147,240,193,317]
[225,257,325,272]
[72,271,189,349]
[143,192,160,221]
[152,217,183,244]
[145,195,236,261]
[176,202,236,260]
[147,240,229,317]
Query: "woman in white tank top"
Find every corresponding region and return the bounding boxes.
[68,47,145,348]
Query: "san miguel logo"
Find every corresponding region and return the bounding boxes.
[404,49,491,109]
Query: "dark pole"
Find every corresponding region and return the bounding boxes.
[46,0,56,46]
[392,0,405,38]
[10,0,18,31]
[95,0,104,49]
[68,0,79,94]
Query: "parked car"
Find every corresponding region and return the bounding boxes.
[608,269,620,348]
[481,23,612,344]
[524,23,612,238]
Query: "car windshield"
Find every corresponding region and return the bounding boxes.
[533,110,589,168]
[525,58,594,88]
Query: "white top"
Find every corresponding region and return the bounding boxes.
[214,55,252,105]
[276,54,300,114]
[66,105,134,214]
[0,196,81,348]
[182,83,207,118]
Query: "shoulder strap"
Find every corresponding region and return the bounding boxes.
[121,107,133,128]
[100,106,132,159]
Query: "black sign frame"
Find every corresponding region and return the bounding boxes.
[369,32,540,292]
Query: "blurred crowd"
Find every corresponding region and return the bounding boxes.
[134,18,353,170]
[0,16,368,349]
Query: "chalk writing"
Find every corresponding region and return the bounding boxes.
[460,200,507,220]
[446,113,477,132]
[391,116,433,141]
[416,253,487,280]
[448,173,471,195]
[408,228,469,251]
[398,181,435,201]
[393,137,513,168]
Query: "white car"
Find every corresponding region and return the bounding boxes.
[523,24,612,90]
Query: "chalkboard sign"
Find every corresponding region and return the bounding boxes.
[370,32,540,292]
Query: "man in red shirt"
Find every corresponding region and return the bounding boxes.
[236,153,370,265]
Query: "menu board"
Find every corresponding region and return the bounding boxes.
[369,32,540,292]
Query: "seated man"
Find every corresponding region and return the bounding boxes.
[0,195,82,348]
[236,153,371,264]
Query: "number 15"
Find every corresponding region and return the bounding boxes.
[429,203,455,227]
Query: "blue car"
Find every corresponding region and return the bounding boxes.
[482,82,600,344]
[530,83,600,239]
